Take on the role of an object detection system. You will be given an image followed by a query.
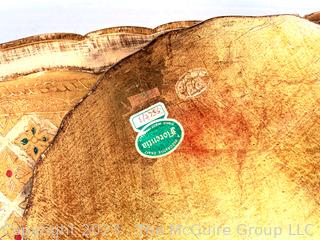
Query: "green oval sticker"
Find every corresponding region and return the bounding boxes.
[135,119,184,158]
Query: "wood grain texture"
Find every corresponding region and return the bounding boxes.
[0,21,200,240]
[26,15,320,240]
[0,71,99,115]
[0,21,200,81]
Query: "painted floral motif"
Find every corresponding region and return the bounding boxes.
[14,121,53,161]
[0,212,26,240]
[0,150,32,201]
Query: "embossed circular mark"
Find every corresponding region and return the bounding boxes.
[175,68,210,100]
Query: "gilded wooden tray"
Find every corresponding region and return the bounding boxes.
[24,14,320,239]
[0,21,199,240]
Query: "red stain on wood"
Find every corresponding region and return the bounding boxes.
[177,101,252,164]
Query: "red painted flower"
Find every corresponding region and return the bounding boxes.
[6,170,13,178]
[14,234,22,240]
